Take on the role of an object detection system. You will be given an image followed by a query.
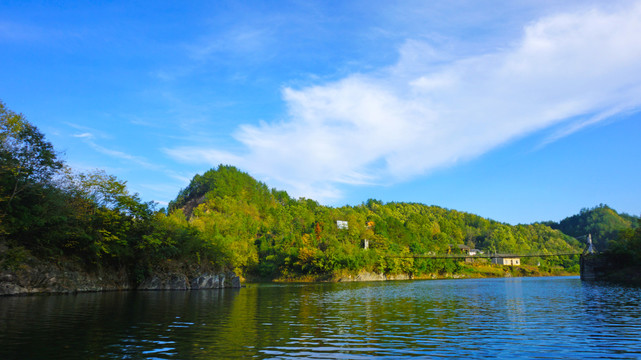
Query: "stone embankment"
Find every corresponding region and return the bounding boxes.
[580,254,609,281]
[0,261,241,296]
[335,271,473,282]
[336,271,412,282]
[580,253,641,286]
[138,272,241,291]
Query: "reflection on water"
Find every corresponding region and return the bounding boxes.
[1,277,641,359]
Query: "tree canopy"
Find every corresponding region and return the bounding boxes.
[168,166,584,278]
[546,204,638,251]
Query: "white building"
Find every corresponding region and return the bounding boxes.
[491,256,521,266]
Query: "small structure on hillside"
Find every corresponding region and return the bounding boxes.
[466,249,485,263]
[336,220,348,230]
[449,244,470,255]
[491,255,521,266]
[362,238,369,250]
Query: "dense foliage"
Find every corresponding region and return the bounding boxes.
[171,166,582,278]
[0,102,223,279]
[605,217,641,266]
[1,101,605,280]
[545,204,639,251]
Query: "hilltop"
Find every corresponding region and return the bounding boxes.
[544,204,639,251]
[169,165,583,279]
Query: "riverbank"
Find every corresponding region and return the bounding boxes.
[0,251,242,296]
[268,263,577,283]
[2,248,576,295]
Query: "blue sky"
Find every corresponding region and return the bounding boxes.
[1,0,640,224]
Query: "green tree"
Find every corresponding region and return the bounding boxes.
[0,101,64,244]
[0,102,62,205]
[549,204,637,250]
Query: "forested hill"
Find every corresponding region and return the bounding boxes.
[170,165,582,277]
[0,100,591,281]
[545,205,641,285]
[544,205,639,251]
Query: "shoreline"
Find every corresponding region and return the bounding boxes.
[0,255,242,296]
[265,264,578,283]
[2,253,578,296]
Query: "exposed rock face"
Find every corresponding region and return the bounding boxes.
[190,273,222,289]
[0,263,131,296]
[386,273,412,280]
[338,271,412,282]
[138,273,189,291]
[1,260,242,296]
[138,272,241,291]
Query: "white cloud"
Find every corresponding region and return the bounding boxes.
[68,126,159,171]
[72,132,93,139]
[187,22,278,63]
[166,2,641,203]
[87,142,160,170]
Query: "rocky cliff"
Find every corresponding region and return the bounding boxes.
[0,255,242,296]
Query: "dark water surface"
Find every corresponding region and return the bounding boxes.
[1,276,641,359]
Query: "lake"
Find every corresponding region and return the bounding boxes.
[1,276,640,359]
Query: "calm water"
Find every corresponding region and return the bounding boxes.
[1,276,641,359]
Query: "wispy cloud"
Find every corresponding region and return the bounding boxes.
[166,2,641,203]
[188,25,275,61]
[72,132,93,139]
[67,125,160,171]
[88,141,161,171]
[67,124,196,196]
[65,122,112,140]
[539,103,639,148]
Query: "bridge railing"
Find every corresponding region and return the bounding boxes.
[388,253,581,259]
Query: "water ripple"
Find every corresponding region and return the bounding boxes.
[2,277,641,359]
